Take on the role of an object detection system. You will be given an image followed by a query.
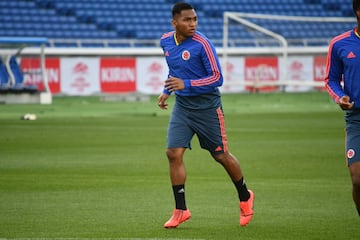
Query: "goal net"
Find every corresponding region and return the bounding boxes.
[221,12,356,92]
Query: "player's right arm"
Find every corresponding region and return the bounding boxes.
[338,95,354,110]
[325,39,349,107]
[158,92,169,110]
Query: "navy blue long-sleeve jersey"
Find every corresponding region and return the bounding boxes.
[325,29,360,109]
[160,31,223,109]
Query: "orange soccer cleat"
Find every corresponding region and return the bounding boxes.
[239,190,254,226]
[164,209,191,228]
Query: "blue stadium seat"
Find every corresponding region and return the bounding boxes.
[0,58,10,93]
[9,56,38,94]
[0,0,354,47]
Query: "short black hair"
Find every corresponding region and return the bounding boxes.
[353,0,360,15]
[172,2,194,18]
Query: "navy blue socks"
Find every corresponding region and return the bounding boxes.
[172,184,187,210]
[233,177,250,201]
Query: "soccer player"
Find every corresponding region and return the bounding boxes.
[157,2,254,228]
[325,0,360,217]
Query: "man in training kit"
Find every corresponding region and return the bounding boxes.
[157,2,255,228]
[325,0,360,217]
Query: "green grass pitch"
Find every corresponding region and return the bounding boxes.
[0,92,359,240]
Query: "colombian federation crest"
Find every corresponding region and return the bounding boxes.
[182,50,190,61]
[347,149,355,159]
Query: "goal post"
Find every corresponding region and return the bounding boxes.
[222,12,356,91]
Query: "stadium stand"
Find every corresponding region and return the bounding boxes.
[0,55,39,94]
[0,58,10,93]
[0,36,48,95]
[8,55,39,93]
[0,0,356,47]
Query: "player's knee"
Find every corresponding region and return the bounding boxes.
[350,162,360,190]
[212,152,228,164]
[166,148,181,162]
[166,149,175,160]
[352,176,360,191]
[211,152,221,161]
[350,173,360,195]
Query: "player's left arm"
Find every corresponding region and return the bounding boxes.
[164,45,223,93]
[181,39,223,93]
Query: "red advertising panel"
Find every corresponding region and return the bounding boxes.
[313,55,327,91]
[100,58,136,93]
[20,58,61,93]
[244,57,279,92]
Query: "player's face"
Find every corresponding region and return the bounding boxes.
[172,9,198,38]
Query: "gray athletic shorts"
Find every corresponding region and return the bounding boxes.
[167,104,228,154]
[345,110,360,166]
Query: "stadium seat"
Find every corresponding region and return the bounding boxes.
[8,56,38,94]
[0,58,10,93]
[0,0,354,47]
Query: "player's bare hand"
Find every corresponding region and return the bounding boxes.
[164,76,184,92]
[338,95,354,110]
[158,93,169,110]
